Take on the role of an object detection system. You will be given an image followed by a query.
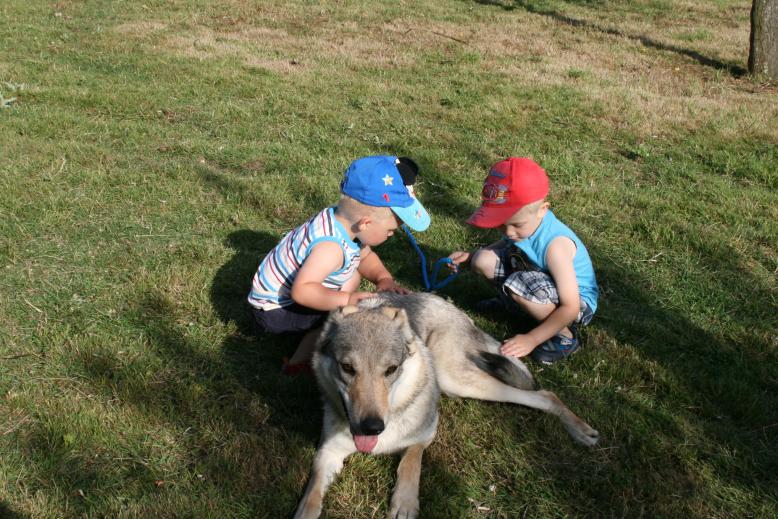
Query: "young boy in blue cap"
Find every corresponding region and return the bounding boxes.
[248,156,430,374]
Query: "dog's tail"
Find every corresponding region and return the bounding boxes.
[468,351,536,390]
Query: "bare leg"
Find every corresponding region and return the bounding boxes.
[470,247,500,281]
[508,292,573,338]
[389,444,425,519]
[471,250,574,336]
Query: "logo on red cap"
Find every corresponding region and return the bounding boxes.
[481,183,509,204]
[467,157,549,228]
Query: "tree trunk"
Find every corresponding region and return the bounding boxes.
[748,0,778,78]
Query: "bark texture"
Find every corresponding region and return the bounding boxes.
[749,0,778,78]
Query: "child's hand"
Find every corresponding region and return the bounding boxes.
[347,291,377,306]
[447,251,470,271]
[500,334,537,358]
[376,278,411,295]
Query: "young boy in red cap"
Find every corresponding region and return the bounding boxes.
[449,157,598,364]
[249,156,430,374]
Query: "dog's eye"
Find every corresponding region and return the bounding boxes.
[340,363,355,375]
[384,365,398,376]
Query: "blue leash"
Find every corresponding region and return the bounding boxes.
[402,225,459,292]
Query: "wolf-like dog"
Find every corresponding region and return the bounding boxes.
[294,293,599,519]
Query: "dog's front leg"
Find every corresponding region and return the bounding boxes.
[294,438,353,519]
[388,444,425,519]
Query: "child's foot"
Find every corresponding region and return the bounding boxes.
[281,357,314,377]
[530,327,579,365]
[475,297,505,313]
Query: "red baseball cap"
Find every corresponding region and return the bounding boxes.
[467,157,549,228]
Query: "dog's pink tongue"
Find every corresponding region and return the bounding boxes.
[353,435,379,453]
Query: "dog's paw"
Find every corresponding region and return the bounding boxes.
[558,407,600,447]
[570,421,600,447]
[389,495,419,519]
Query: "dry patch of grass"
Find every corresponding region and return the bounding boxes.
[113,21,168,35]
[112,4,776,141]
[115,20,415,73]
[431,11,774,140]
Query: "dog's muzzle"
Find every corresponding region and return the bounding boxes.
[357,416,385,436]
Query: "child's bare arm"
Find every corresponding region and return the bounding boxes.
[291,242,375,310]
[501,237,580,356]
[358,247,409,294]
[447,239,506,269]
[533,237,580,339]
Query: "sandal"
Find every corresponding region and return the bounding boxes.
[530,326,579,365]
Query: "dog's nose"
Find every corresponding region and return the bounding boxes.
[358,416,385,436]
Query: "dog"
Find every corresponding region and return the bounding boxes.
[294,292,599,519]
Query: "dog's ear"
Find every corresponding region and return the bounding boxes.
[380,306,402,320]
[318,305,360,353]
[340,305,359,316]
[330,305,359,321]
[326,304,359,327]
[381,307,418,355]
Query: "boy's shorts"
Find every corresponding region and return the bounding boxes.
[492,243,594,325]
[252,303,328,335]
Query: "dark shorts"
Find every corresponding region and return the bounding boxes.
[251,303,327,335]
[493,243,594,326]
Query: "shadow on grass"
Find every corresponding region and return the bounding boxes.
[506,252,778,515]
[474,0,748,76]
[73,291,322,515]
[210,229,279,335]
[0,502,27,518]
[75,164,778,516]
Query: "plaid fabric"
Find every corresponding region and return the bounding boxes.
[493,242,542,283]
[492,242,593,325]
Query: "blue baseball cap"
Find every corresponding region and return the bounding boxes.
[340,156,430,232]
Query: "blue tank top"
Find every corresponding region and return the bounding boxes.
[513,210,598,313]
[248,207,362,310]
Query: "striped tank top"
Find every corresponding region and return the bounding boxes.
[248,207,362,310]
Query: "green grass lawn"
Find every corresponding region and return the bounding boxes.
[1,0,776,517]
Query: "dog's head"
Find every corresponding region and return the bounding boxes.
[313,304,422,453]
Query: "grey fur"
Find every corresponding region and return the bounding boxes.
[294,293,599,519]
[467,350,537,390]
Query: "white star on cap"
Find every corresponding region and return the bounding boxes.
[382,174,394,186]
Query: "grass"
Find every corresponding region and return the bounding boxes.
[1,0,776,517]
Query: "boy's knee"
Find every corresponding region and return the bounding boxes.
[471,248,498,280]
